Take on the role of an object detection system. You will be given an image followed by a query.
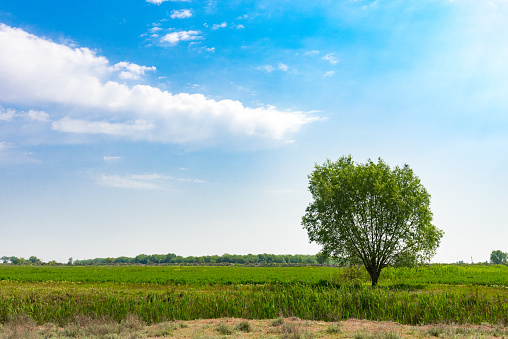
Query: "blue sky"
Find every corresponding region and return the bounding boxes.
[1,0,507,263]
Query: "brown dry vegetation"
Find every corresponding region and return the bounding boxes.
[1,316,508,339]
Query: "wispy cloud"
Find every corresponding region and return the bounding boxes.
[103,156,122,161]
[97,173,205,190]
[212,22,227,30]
[0,24,318,147]
[255,64,289,73]
[322,53,339,65]
[323,71,335,77]
[146,0,190,5]
[98,173,170,190]
[52,118,154,136]
[161,30,202,45]
[255,65,274,72]
[170,9,192,19]
[304,50,320,56]
[0,141,11,150]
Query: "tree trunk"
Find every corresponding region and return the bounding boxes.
[366,266,381,287]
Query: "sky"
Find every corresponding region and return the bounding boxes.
[1,0,507,264]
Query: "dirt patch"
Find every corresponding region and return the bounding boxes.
[2,317,508,338]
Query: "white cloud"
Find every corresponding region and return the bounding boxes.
[161,30,202,44]
[25,110,50,122]
[322,53,339,65]
[324,71,335,77]
[170,9,192,19]
[0,107,49,122]
[212,22,227,30]
[235,24,245,30]
[278,63,289,72]
[149,27,162,33]
[104,156,122,161]
[304,50,320,56]
[0,107,16,121]
[0,24,318,146]
[52,118,155,136]
[256,65,274,72]
[0,141,11,150]
[97,172,204,189]
[98,173,170,190]
[113,62,156,80]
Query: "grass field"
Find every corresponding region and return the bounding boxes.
[1,264,508,329]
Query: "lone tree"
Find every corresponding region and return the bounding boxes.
[302,155,444,286]
[490,250,508,264]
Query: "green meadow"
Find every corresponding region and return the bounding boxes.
[1,264,508,326]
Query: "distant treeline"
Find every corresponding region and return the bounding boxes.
[1,253,339,266]
[73,253,337,265]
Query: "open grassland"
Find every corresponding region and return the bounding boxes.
[1,264,508,331]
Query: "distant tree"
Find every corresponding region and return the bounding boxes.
[28,256,42,265]
[302,156,444,286]
[67,257,73,265]
[10,256,26,265]
[165,253,177,263]
[114,256,132,264]
[316,252,330,264]
[1,256,9,264]
[490,250,508,264]
[135,254,148,264]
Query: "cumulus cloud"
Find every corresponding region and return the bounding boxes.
[0,107,49,122]
[212,22,227,30]
[0,24,318,146]
[113,62,156,80]
[161,30,202,45]
[278,63,289,72]
[170,9,192,19]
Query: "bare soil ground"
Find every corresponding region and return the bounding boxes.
[2,316,508,338]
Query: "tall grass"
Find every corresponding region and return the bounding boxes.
[1,282,507,326]
[1,265,508,326]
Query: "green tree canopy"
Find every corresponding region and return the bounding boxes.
[302,155,444,286]
[490,250,508,264]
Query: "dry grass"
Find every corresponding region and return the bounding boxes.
[1,316,508,338]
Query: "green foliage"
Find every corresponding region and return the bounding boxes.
[1,265,508,327]
[235,321,252,332]
[216,323,234,335]
[325,324,341,334]
[302,155,444,285]
[490,250,508,264]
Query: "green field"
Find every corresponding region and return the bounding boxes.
[1,264,508,326]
